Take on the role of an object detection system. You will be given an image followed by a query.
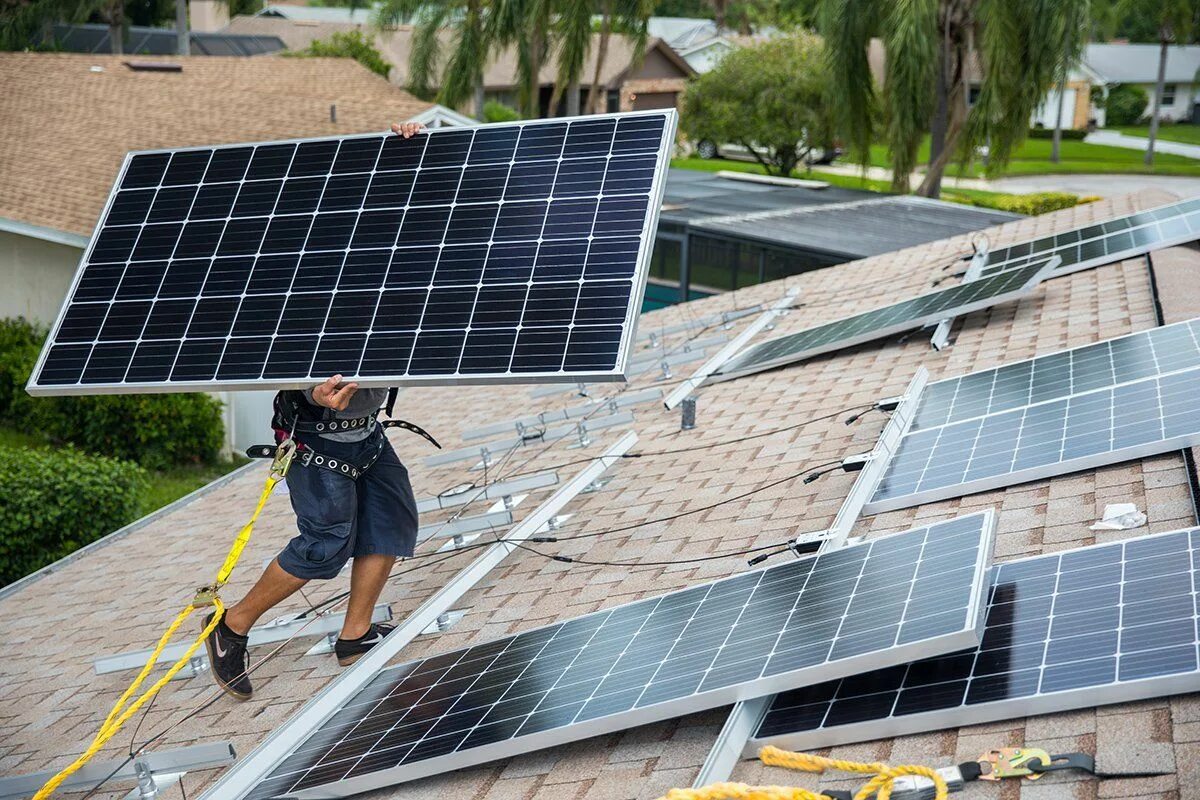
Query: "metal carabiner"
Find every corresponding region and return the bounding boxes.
[271,437,298,479]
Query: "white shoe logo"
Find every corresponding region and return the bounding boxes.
[215,632,228,659]
[361,633,385,646]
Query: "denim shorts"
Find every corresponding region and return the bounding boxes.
[277,432,419,580]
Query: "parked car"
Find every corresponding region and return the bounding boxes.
[694,139,843,165]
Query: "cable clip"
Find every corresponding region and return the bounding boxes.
[977,747,1052,781]
[270,437,297,479]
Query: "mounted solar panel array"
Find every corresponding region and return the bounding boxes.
[867,317,1200,514]
[751,526,1200,751]
[27,111,677,396]
[978,196,1200,280]
[244,513,994,798]
[713,260,1056,382]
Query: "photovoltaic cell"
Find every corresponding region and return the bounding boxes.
[246,513,995,799]
[752,527,1200,752]
[28,112,676,395]
[867,318,1200,513]
[713,260,1055,382]
[978,196,1200,280]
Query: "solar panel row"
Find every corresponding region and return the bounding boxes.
[753,526,1200,751]
[29,112,675,395]
[868,318,1200,513]
[978,196,1200,279]
[246,513,994,798]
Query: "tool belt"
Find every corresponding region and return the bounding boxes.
[245,389,440,479]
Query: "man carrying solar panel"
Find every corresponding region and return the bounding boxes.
[201,123,427,701]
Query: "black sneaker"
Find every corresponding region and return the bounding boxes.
[335,623,394,666]
[203,612,252,700]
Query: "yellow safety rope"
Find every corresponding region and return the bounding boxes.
[657,745,948,800]
[33,440,295,800]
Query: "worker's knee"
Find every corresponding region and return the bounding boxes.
[278,519,354,580]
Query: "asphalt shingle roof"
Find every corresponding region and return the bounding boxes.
[0,53,432,238]
[2,191,1199,800]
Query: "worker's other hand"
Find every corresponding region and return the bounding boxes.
[391,121,426,138]
[312,374,359,411]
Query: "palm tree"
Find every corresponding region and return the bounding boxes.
[1117,0,1194,166]
[554,0,652,116]
[821,0,1088,197]
[1049,0,1088,163]
[376,0,492,119]
[489,0,555,117]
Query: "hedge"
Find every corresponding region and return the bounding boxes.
[965,191,1096,216]
[1106,84,1149,127]
[0,317,225,470]
[0,445,146,585]
[1027,127,1088,140]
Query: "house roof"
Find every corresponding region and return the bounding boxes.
[0,52,432,239]
[4,189,1199,800]
[257,3,381,25]
[222,16,694,91]
[1084,43,1200,85]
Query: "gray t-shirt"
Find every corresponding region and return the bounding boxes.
[301,386,390,442]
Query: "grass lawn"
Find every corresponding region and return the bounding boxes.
[862,135,1200,177]
[671,155,1013,205]
[1112,123,1200,147]
[0,425,248,518]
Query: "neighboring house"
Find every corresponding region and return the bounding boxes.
[5,190,1200,800]
[0,52,467,451]
[223,15,696,116]
[256,2,385,25]
[1085,43,1200,124]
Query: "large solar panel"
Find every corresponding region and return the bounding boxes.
[978,196,1200,280]
[751,527,1200,751]
[867,317,1200,513]
[246,513,996,798]
[27,111,677,396]
[712,260,1055,382]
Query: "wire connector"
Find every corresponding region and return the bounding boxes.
[840,453,871,473]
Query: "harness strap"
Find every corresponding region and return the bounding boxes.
[380,418,441,449]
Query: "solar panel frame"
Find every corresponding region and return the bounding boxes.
[749,526,1200,753]
[26,110,678,396]
[245,512,996,799]
[865,317,1200,514]
[710,258,1057,383]
[977,196,1200,280]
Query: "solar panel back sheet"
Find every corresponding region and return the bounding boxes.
[246,512,995,799]
[27,111,677,395]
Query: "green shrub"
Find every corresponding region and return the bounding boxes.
[1105,84,1149,126]
[0,318,45,418]
[284,30,392,79]
[483,100,521,123]
[0,319,225,470]
[0,445,146,585]
[1027,127,1087,140]
[965,191,1092,216]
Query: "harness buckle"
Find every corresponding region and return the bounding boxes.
[271,438,298,479]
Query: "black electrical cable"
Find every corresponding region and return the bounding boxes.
[508,537,796,568]
[530,458,844,544]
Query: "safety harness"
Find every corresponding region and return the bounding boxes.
[245,388,441,478]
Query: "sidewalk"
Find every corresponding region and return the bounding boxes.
[1086,129,1200,161]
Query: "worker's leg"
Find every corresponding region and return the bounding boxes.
[336,436,418,655]
[224,559,308,636]
[340,554,396,639]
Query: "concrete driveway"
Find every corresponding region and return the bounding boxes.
[987,173,1200,199]
[1086,129,1200,161]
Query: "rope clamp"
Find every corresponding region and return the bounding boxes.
[977,747,1052,781]
[271,438,297,479]
[191,584,220,608]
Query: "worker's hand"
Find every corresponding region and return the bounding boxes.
[391,121,426,138]
[311,374,358,411]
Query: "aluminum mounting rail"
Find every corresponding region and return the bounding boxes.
[0,742,237,800]
[414,471,559,513]
[199,431,639,800]
[426,412,634,468]
[626,347,709,378]
[93,605,393,677]
[664,291,799,410]
[461,388,662,442]
[929,239,987,351]
[414,509,514,544]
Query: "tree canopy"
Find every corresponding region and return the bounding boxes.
[681,33,835,176]
[284,29,392,78]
